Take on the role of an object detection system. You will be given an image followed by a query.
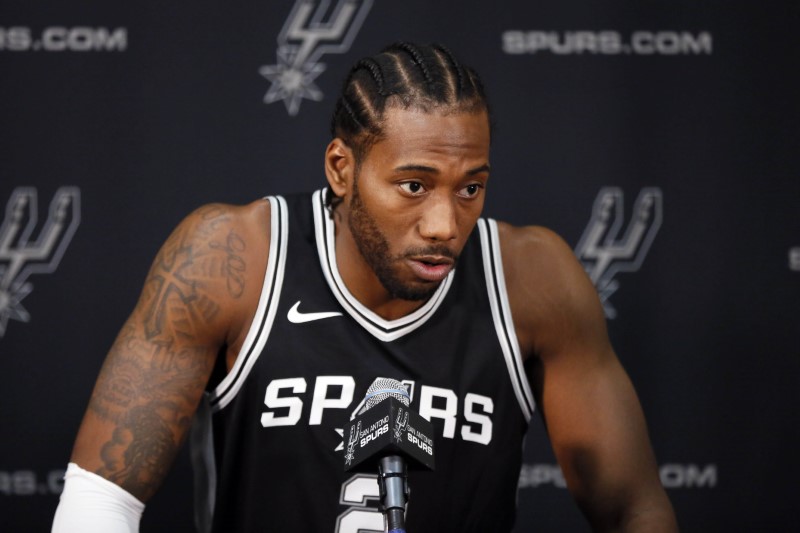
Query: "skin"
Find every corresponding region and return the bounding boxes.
[71,203,269,501]
[69,106,677,531]
[326,107,491,317]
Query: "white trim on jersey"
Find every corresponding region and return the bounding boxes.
[478,218,537,422]
[312,189,454,342]
[206,193,535,421]
[209,196,289,411]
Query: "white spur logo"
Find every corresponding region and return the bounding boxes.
[260,0,374,116]
[575,187,662,319]
[0,187,81,338]
[344,420,361,466]
[393,408,408,443]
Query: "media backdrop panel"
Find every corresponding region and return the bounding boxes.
[1,1,798,531]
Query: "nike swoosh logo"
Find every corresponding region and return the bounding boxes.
[287,301,342,324]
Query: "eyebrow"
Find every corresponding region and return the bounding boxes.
[394,163,491,175]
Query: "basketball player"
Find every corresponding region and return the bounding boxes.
[52,43,677,532]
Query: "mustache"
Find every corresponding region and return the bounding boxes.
[402,246,459,262]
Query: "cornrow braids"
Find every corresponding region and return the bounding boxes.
[353,57,388,97]
[431,44,464,96]
[394,42,435,89]
[330,42,491,168]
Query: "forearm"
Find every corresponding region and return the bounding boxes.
[583,489,677,533]
[70,321,213,501]
[618,494,678,533]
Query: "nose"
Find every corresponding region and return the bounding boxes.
[418,194,457,242]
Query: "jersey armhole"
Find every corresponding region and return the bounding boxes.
[208,195,289,412]
[478,218,537,422]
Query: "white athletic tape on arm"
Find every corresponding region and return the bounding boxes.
[51,462,145,533]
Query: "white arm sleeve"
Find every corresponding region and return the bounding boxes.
[52,462,145,533]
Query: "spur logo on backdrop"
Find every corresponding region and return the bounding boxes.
[790,247,800,271]
[575,187,663,319]
[0,187,80,338]
[260,0,373,116]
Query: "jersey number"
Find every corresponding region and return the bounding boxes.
[335,474,383,533]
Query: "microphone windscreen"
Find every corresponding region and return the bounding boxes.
[360,377,410,414]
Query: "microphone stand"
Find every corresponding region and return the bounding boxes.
[378,455,408,533]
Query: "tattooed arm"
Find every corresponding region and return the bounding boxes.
[68,200,270,502]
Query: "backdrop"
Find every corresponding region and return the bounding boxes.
[1,1,798,531]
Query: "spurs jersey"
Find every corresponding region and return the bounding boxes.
[191,190,536,533]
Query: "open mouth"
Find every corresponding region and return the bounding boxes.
[407,256,454,282]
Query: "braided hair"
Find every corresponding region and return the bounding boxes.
[330,42,491,165]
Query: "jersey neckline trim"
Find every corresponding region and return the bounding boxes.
[312,189,454,342]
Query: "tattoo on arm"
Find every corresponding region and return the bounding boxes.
[89,334,212,498]
[209,230,247,299]
[85,208,247,499]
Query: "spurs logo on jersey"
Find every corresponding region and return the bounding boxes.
[0,187,80,338]
[259,376,496,447]
[260,0,374,116]
[575,187,662,319]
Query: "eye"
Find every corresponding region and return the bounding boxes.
[399,182,426,195]
[457,183,483,198]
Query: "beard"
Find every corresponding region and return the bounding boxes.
[347,178,457,301]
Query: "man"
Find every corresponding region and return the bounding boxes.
[52,42,677,532]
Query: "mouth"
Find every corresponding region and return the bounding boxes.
[406,255,455,282]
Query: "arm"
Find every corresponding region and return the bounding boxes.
[68,200,269,502]
[499,223,677,532]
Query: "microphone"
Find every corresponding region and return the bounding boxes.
[343,378,435,533]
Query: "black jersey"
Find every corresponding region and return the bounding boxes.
[191,190,536,533]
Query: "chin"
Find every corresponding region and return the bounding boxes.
[386,280,440,302]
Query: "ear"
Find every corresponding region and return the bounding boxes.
[324,138,354,198]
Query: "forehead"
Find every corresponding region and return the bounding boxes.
[368,107,490,165]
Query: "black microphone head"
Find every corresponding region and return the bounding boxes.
[359,377,410,414]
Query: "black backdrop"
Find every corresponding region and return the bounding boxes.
[1,1,798,531]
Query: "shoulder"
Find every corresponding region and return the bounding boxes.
[178,199,271,242]
[143,198,272,347]
[494,221,588,301]
[493,221,607,360]
[494,222,576,271]
[164,199,272,270]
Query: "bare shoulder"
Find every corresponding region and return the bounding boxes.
[158,198,271,345]
[180,198,271,254]
[495,221,607,360]
[495,221,591,308]
[495,222,578,275]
